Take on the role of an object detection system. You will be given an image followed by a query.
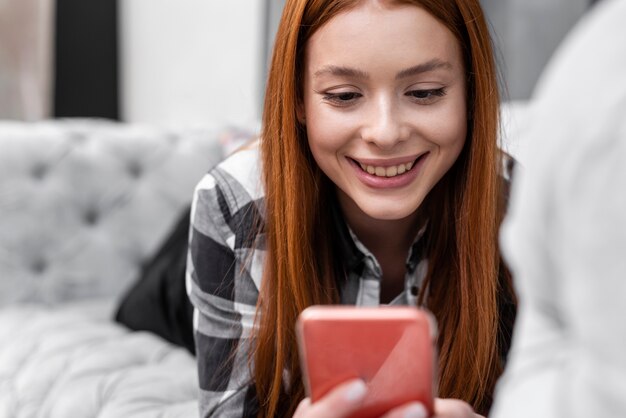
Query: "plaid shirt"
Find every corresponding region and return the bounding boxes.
[186,142,515,417]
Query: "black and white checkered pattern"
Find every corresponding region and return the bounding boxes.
[186,143,516,417]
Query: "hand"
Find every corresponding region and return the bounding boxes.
[378,398,483,418]
[430,398,485,418]
[293,378,430,418]
[293,380,484,418]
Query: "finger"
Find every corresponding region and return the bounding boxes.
[293,398,312,417]
[305,379,368,418]
[433,398,476,418]
[380,401,429,418]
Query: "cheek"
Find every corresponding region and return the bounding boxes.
[305,118,331,161]
[428,100,467,152]
[304,98,328,153]
[305,115,335,172]
[304,103,354,160]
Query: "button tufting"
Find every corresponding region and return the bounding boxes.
[32,258,47,274]
[84,209,99,225]
[31,164,48,180]
[128,162,143,178]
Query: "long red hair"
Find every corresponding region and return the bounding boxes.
[255,0,511,415]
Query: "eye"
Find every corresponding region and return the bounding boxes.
[322,91,362,106]
[406,88,446,103]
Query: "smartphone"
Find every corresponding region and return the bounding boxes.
[296,306,437,418]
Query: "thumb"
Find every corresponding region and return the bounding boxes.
[307,379,368,417]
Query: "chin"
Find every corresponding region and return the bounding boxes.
[357,200,422,222]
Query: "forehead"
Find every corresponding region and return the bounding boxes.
[304,1,462,75]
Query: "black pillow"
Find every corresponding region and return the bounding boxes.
[115,205,195,355]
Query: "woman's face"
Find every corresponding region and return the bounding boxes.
[302,0,467,223]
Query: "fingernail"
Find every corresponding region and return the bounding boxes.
[404,402,428,418]
[344,380,367,401]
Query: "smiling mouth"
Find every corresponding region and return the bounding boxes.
[351,153,428,178]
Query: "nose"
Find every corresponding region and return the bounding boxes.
[361,95,407,149]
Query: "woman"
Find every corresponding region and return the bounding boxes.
[187,0,516,417]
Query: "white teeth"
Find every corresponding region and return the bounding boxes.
[358,161,415,177]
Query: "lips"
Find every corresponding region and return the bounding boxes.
[348,152,429,189]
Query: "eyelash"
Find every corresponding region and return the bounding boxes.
[321,88,447,107]
[322,92,362,105]
[406,88,447,102]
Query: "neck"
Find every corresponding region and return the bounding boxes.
[338,195,422,256]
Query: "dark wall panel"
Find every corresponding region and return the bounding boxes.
[54,0,118,119]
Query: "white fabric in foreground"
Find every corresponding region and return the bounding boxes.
[492,0,626,417]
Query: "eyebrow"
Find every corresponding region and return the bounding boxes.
[313,59,453,80]
[395,59,453,79]
[314,65,369,79]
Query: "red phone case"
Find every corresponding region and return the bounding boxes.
[297,306,436,418]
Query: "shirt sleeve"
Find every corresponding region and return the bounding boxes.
[186,173,260,417]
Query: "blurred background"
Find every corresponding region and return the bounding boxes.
[0,0,601,127]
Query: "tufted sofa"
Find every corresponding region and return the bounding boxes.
[0,119,228,417]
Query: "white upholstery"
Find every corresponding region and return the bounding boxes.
[0,119,222,307]
[0,118,226,417]
[0,301,197,418]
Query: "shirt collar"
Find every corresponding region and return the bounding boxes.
[329,195,429,275]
